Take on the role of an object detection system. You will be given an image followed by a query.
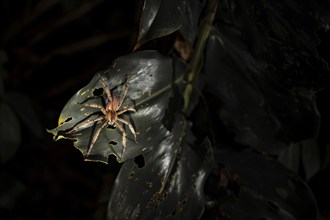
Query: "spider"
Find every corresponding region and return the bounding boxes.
[68,76,137,158]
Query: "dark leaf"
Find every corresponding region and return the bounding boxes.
[212,147,318,220]
[277,142,301,174]
[301,139,321,180]
[218,0,330,89]
[48,50,186,163]
[107,115,213,219]
[205,24,321,155]
[204,0,330,156]
[205,26,285,154]
[278,139,322,180]
[162,82,182,131]
[136,0,204,48]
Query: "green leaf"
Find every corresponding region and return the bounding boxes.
[48,50,186,163]
[136,0,183,48]
[107,115,213,219]
[0,102,21,164]
[136,0,204,48]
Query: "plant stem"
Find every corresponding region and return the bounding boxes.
[182,0,218,113]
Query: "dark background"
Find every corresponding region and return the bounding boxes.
[0,1,141,219]
[0,0,330,219]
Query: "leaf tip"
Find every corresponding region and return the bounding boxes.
[58,116,72,126]
[46,127,65,141]
[133,42,142,51]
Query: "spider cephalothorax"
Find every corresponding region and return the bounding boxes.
[68,76,137,157]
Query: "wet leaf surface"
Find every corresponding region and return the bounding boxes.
[136,0,204,48]
[107,115,213,219]
[48,50,186,163]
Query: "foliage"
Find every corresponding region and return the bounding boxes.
[2,0,330,219]
[48,0,330,219]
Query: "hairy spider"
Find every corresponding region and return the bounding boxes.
[68,77,137,157]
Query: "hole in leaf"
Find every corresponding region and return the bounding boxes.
[129,172,135,179]
[93,88,103,96]
[134,154,145,168]
[109,141,117,145]
[266,200,280,213]
[60,117,72,125]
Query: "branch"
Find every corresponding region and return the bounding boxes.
[182,0,218,113]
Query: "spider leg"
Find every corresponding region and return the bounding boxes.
[67,116,104,133]
[117,83,128,110]
[100,77,113,102]
[115,121,126,158]
[117,107,136,115]
[117,117,137,142]
[86,120,108,156]
[80,103,106,115]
